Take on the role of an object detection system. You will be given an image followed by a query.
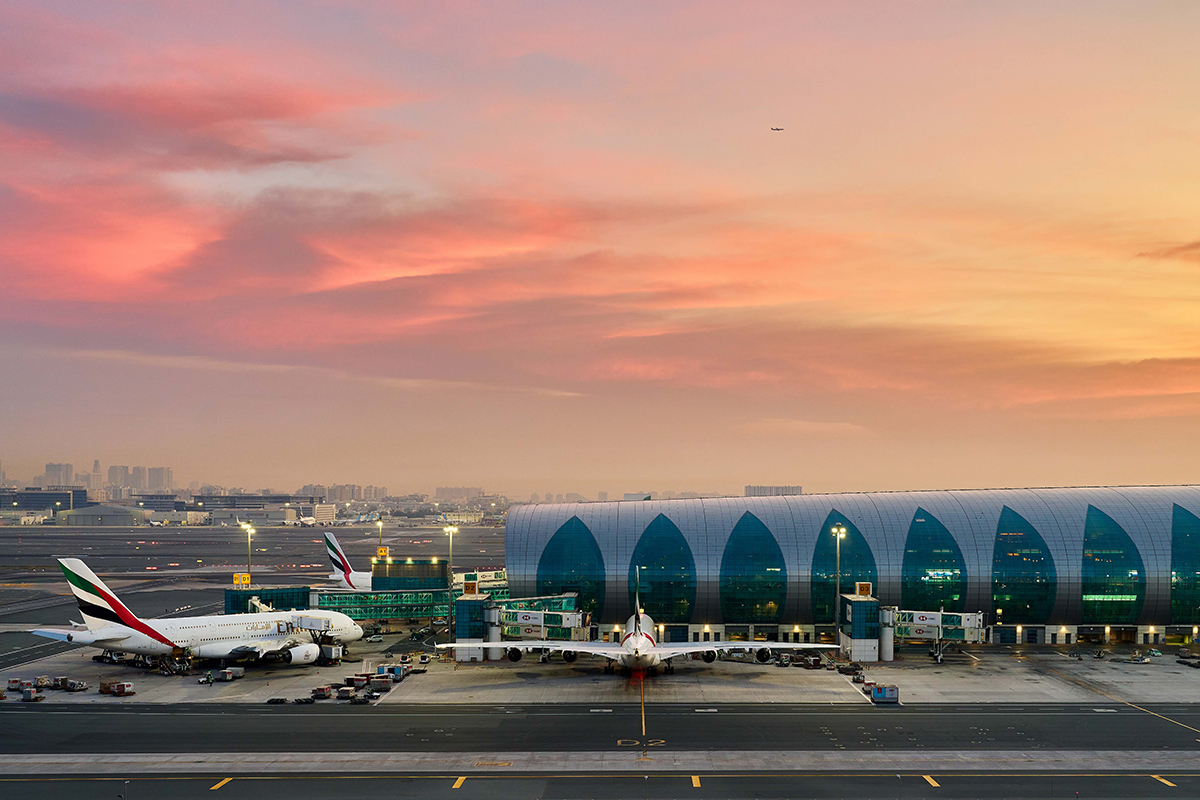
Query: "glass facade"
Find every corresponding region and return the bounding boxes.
[629,514,697,623]
[1081,505,1145,624]
[991,506,1056,624]
[536,516,606,618]
[719,511,786,624]
[315,589,451,621]
[901,507,967,612]
[811,510,878,624]
[1170,504,1200,624]
[506,486,1197,626]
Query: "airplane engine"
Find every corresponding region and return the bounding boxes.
[282,643,320,664]
[507,647,523,663]
[701,650,717,663]
[755,648,772,663]
[562,650,577,663]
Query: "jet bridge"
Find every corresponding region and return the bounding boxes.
[881,609,987,662]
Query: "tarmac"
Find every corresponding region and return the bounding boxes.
[5,639,1200,706]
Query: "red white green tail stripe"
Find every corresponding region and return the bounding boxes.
[59,558,176,647]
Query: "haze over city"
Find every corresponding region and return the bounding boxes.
[2,2,1199,497]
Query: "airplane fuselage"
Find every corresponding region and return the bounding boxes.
[615,611,662,669]
[60,609,362,660]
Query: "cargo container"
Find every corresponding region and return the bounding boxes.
[65,680,89,692]
[870,684,899,704]
[51,677,69,690]
[336,687,355,700]
[319,645,343,661]
[227,666,246,679]
[310,685,334,699]
[22,688,44,702]
[111,683,136,697]
[218,669,236,682]
[369,677,392,692]
[6,678,22,692]
[34,676,51,689]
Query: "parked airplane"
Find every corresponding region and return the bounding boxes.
[283,516,317,527]
[148,519,164,527]
[323,532,373,590]
[31,558,363,664]
[437,572,836,672]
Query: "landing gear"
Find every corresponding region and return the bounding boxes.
[647,666,658,677]
[664,661,675,675]
[603,662,614,674]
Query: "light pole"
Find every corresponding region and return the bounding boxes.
[832,524,847,626]
[377,519,383,547]
[444,525,458,639]
[241,523,254,586]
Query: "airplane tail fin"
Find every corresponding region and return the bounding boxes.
[634,567,643,628]
[58,558,142,631]
[324,532,355,581]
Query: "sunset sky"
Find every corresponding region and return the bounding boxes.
[2,2,1199,496]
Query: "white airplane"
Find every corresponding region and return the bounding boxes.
[437,574,837,672]
[283,516,317,527]
[148,519,165,527]
[31,558,363,664]
[323,531,373,590]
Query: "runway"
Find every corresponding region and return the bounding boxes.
[3,772,1198,799]
[4,702,1200,754]
[3,704,1200,798]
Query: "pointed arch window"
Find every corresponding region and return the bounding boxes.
[536,517,605,618]
[991,507,1056,625]
[1171,505,1200,624]
[720,512,786,624]
[901,508,967,612]
[1082,505,1145,625]
[811,511,878,624]
[629,514,696,623]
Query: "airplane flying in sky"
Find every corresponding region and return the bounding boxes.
[438,572,836,672]
[31,558,363,664]
[323,531,373,590]
[770,127,784,131]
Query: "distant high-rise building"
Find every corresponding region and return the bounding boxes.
[45,463,74,487]
[299,484,328,500]
[530,493,540,503]
[107,465,130,488]
[544,492,553,502]
[744,485,802,497]
[435,487,483,501]
[130,466,147,491]
[148,467,173,492]
[565,493,586,503]
[554,494,563,503]
[597,491,608,502]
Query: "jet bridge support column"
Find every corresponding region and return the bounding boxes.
[879,607,895,662]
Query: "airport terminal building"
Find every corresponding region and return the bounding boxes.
[506,485,1200,645]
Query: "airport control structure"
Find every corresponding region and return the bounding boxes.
[506,485,1200,647]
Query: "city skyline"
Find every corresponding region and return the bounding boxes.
[2,4,1199,496]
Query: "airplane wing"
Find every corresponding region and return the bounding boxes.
[437,641,628,659]
[233,638,299,658]
[651,641,839,660]
[30,628,130,646]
